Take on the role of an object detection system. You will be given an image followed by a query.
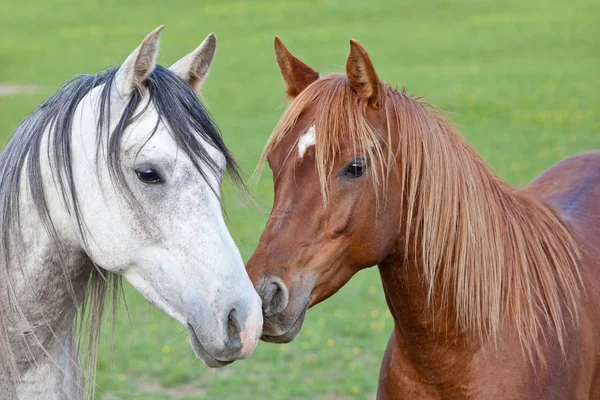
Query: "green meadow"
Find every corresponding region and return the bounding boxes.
[1,0,598,398]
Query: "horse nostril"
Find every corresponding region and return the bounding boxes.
[260,277,289,317]
[227,308,242,350]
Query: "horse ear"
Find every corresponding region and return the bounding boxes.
[346,39,382,109]
[170,33,217,92]
[274,36,319,98]
[115,25,164,98]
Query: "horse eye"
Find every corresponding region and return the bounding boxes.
[135,166,162,184]
[342,159,366,179]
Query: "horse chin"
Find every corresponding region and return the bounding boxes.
[261,305,307,343]
[186,324,234,368]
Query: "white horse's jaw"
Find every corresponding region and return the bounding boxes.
[116,194,263,366]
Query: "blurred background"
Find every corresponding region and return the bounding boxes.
[1,0,598,398]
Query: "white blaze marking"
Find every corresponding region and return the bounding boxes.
[297,125,316,158]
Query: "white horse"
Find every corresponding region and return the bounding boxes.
[0,26,262,399]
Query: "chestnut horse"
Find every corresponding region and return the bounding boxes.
[246,37,600,399]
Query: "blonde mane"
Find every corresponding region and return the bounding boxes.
[260,73,583,360]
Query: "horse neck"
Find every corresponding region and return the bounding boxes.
[2,184,92,398]
[375,114,581,391]
[375,157,504,394]
[373,137,501,390]
[377,255,478,395]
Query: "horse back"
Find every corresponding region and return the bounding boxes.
[527,150,600,269]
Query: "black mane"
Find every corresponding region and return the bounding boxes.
[0,65,242,253]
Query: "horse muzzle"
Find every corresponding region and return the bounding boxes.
[255,275,311,343]
[186,293,263,367]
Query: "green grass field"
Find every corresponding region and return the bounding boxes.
[1,0,599,398]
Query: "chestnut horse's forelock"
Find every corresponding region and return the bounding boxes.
[258,74,391,206]
[259,72,583,362]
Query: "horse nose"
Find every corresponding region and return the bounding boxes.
[258,276,289,317]
[221,295,263,359]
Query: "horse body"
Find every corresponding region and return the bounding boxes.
[247,37,600,399]
[1,28,262,399]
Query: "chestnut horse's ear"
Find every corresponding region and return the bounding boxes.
[346,39,382,109]
[274,36,319,97]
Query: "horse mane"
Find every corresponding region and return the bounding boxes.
[0,65,242,398]
[261,73,582,361]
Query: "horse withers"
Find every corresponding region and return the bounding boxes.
[0,27,262,399]
[246,37,600,399]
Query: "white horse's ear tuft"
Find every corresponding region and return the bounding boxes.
[115,25,164,98]
[169,33,217,92]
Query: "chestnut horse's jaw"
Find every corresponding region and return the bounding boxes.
[261,304,308,343]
